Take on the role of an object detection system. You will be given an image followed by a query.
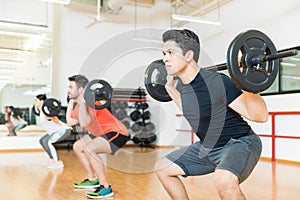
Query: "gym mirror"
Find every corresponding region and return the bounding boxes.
[0,0,53,129]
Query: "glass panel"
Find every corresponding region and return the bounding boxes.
[263,75,279,93]
[280,51,300,92]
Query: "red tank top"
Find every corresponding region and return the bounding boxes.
[71,104,128,137]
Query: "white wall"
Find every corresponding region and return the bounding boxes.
[52,0,300,161]
[52,1,171,102]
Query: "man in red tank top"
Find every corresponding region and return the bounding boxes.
[66,74,129,198]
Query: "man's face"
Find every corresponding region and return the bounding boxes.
[68,81,81,100]
[162,40,188,76]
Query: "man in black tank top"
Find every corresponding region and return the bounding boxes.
[155,29,268,200]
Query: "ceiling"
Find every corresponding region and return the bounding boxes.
[0,0,226,92]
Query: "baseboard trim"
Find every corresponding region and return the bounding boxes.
[259,157,300,165]
[0,149,44,153]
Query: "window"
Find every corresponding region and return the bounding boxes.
[279,46,300,93]
[207,46,300,95]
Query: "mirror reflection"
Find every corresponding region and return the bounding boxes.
[0,0,52,135]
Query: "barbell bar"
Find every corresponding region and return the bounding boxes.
[205,48,298,71]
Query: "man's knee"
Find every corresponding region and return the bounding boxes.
[155,158,185,179]
[212,169,239,191]
[155,159,173,179]
[73,134,89,149]
[73,139,84,152]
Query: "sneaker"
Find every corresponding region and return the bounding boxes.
[47,160,64,169]
[86,185,114,199]
[74,179,100,189]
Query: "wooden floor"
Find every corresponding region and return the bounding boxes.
[0,146,300,200]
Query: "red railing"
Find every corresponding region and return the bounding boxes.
[176,112,300,162]
[176,114,195,144]
[259,111,300,162]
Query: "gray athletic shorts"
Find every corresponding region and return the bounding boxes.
[166,130,262,183]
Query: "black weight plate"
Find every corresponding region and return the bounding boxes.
[42,98,61,117]
[144,122,155,131]
[83,79,113,110]
[144,59,172,102]
[227,30,279,93]
[129,110,142,121]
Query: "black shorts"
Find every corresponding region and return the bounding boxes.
[101,132,130,154]
[166,131,262,183]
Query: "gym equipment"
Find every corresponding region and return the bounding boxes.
[142,111,151,120]
[114,109,128,120]
[117,101,129,109]
[83,79,113,110]
[131,121,144,133]
[112,88,147,100]
[144,29,298,101]
[42,98,62,117]
[130,110,142,121]
[32,99,61,117]
[144,122,155,132]
[132,131,157,145]
[10,107,20,117]
[121,118,131,129]
[137,102,149,110]
[144,59,172,102]
[226,30,297,93]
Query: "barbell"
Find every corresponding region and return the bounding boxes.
[82,29,298,105]
[32,98,62,117]
[144,29,298,101]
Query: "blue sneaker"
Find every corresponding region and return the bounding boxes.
[86,185,114,199]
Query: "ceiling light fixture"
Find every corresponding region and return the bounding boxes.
[108,0,127,11]
[0,75,12,79]
[172,14,221,25]
[0,60,23,65]
[0,30,41,37]
[0,48,31,54]
[39,0,70,5]
[0,20,48,31]
[0,68,17,73]
[24,35,47,50]
[290,57,300,62]
[281,62,297,67]
[282,75,300,80]
[172,0,222,26]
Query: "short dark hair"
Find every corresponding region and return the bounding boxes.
[162,29,200,62]
[68,74,89,89]
[36,94,47,101]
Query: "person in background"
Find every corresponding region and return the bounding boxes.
[5,106,28,136]
[66,74,129,199]
[4,106,14,136]
[34,94,72,169]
